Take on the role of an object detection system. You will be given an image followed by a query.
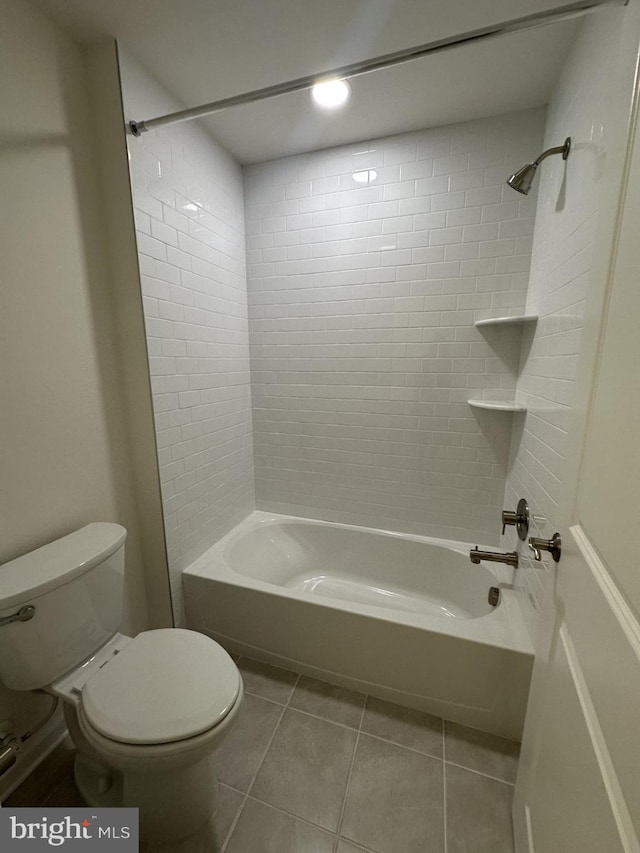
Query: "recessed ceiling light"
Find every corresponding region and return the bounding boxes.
[353,170,377,184]
[311,78,351,109]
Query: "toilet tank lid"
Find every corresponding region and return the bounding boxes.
[0,523,127,611]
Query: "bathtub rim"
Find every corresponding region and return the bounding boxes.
[184,510,533,657]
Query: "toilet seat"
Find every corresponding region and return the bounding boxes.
[80,629,240,745]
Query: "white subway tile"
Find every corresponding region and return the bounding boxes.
[431,191,466,211]
[383,181,416,201]
[130,65,544,596]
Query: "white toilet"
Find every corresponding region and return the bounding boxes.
[0,523,243,843]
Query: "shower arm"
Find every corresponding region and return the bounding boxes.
[534,137,572,166]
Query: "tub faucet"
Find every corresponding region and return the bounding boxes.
[470,547,518,568]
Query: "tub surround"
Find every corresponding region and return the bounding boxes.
[120,70,551,624]
[119,51,255,623]
[501,7,640,641]
[184,511,533,739]
[245,109,545,546]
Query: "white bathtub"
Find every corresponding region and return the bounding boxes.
[183,512,533,739]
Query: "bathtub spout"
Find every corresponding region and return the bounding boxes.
[470,547,518,568]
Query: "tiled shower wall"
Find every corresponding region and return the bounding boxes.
[119,52,254,622]
[503,8,639,639]
[245,110,545,544]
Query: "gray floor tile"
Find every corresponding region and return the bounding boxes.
[445,763,515,853]
[289,676,365,729]
[340,734,445,853]
[250,708,357,832]
[444,722,520,783]
[361,696,443,758]
[214,694,284,792]
[140,784,244,853]
[224,798,334,853]
[237,658,298,704]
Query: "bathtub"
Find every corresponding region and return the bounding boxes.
[183,512,533,739]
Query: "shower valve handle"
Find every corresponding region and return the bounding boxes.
[501,498,529,540]
[501,512,518,535]
[528,533,562,563]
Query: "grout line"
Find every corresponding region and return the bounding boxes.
[444,759,516,787]
[245,701,288,798]
[333,731,360,853]
[219,792,249,853]
[332,696,368,853]
[358,695,368,732]
[221,693,290,852]
[358,729,444,762]
[242,690,287,707]
[285,672,301,707]
[244,685,454,763]
[334,838,379,853]
[243,791,338,838]
[244,690,363,732]
[229,666,517,849]
[220,782,244,795]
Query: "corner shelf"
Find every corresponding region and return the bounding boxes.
[468,399,527,413]
[470,315,536,413]
[474,315,538,329]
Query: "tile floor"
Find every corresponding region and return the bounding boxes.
[5,657,519,852]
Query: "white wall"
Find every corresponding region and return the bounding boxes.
[244,110,545,544]
[503,7,640,640]
[119,53,255,623]
[0,0,165,795]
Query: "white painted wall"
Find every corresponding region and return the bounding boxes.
[119,53,255,623]
[244,110,545,543]
[503,8,640,641]
[0,0,163,795]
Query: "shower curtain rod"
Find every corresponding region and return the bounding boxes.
[129,0,625,137]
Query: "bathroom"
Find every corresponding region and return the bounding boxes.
[1,0,639,850]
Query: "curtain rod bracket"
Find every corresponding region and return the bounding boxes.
[129,120,147,137]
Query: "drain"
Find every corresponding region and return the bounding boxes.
[488,586,500,607]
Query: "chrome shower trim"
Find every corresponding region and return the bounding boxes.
[470,547,519,568]
[506,137,571,195]
[128,1,623,136]
[534,136,572,165]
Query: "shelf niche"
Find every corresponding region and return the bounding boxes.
[467,399,527,413]
[474,314,538,329]
[469,315,537,413]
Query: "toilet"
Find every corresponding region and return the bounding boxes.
[0,523,243,843]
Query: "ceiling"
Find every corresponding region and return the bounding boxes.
[34,0,583,163]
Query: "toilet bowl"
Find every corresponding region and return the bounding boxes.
[54,628,243,842]
[0,523,243,843]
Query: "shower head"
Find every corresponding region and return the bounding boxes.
[506,137,571,195]
[507,162,538,195]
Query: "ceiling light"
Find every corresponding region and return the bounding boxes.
[353,170,377,184]
[311,78,351,109]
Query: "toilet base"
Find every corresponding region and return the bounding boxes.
[61,676,243,845]
[73,750,220,844]
[74,752,123,808]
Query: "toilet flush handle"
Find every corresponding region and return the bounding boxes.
[0,605,36,628]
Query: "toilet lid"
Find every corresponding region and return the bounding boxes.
[81,629,240,745]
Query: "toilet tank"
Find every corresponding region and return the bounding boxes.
[0,523,127,691]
